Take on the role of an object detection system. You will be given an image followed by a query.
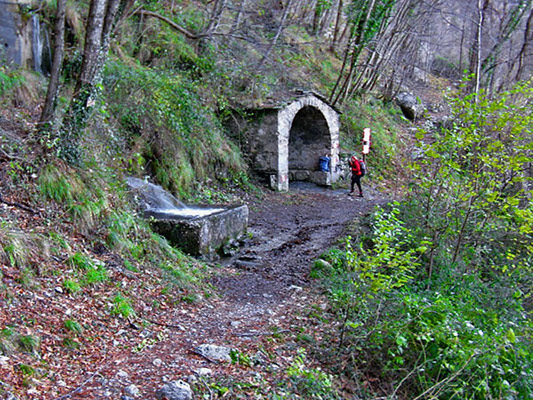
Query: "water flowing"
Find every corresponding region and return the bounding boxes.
[31,14,42,74]
[126,177,223,219]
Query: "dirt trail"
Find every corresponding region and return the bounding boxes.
[51,183,391,399]
[213,182,385,304]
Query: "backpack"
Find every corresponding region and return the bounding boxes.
[318,156,330,172]
[359,160,367,176]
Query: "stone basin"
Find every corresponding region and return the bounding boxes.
[146,204,249,256]
[126,177,249,256]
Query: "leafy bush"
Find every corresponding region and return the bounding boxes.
[284,348,340,399]
[0,67,24,97]
[314,82,532,399]
[111,293,135,319]
[317,212,531,399]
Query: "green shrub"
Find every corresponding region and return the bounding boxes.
[83,265,108,285]
[315,202,532,399]
[284,348,340,399]
[63,278,81,294]
[68,252,94,270]
[17,334,39,353]
[111,293,135,319]
[0,67,24,97]
[64,319,83,334]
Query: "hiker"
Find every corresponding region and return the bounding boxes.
[348,154,366,197]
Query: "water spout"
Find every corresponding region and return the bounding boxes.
[126,177,188,210]
[31,14,42,74]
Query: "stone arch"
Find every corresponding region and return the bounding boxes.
[275,94,339,191]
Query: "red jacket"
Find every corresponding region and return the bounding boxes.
[349,157,362,176]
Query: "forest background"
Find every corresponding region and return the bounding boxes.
[0,0,532,399]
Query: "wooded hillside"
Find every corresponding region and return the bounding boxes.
[0,1,531,399]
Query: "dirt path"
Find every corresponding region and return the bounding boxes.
[51,183,391,399]
[147,184,386,387]
[213,182,385,304]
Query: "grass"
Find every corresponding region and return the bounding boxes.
[64,319,84,334]
[63,278,81,294]
[0,228,29,268]
[17,334,39,353]
[340,97,408,183]
[111,293,136,319]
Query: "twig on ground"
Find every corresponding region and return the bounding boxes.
[235,329,290,337]
[141,315,184,330]
[0,194,37,214]
[52,363,105,400]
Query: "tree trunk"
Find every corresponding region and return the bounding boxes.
[230,0,248,34]
[515,7,533,81]
[39,0,66,132]
[60,0,121,165]
[330,0,344,51]
[468,0,489,97]
[75,0,107,96]
[332,0,378,105]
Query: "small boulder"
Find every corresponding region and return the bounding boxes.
[396,92,422,121]
[155,380,192,400]
[195,344,232,362]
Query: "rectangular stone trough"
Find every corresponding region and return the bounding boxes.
[145,204,249,256]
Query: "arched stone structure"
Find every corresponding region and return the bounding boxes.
[228,91,340,191]
[275,94,339,191]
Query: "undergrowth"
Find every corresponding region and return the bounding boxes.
[340,97,408,185]
[311,205,531,399]
[104,60,249,201]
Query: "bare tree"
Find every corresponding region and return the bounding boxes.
[204,0,228,37]
[329,0,382,106]
[230,0,248,34]
[470,0,489,98]
[258,0,294,67]
[60,0,122,164]
[481,0,532,91]
[514,7,533,81]
[331,0,344,51]
[39,0,67,132]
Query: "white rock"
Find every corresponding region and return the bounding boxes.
[195,368,212,376]
[116,370,129,379]
[124,384,140,397]
[155,380,193,400]
[196,344,232,362]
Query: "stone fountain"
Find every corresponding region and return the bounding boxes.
[127,177,248,256]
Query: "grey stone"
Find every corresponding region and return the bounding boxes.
[309,171,331,186]
[227,92,340,191]
[195,344,232,362]
[126,178,248,256]
[195,368,212,376]
[396,92,423,121]
[155,380,193,400]
[124,384,140,397]
[149,204,249,256]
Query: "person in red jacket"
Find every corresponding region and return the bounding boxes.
[348,155,365,197]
